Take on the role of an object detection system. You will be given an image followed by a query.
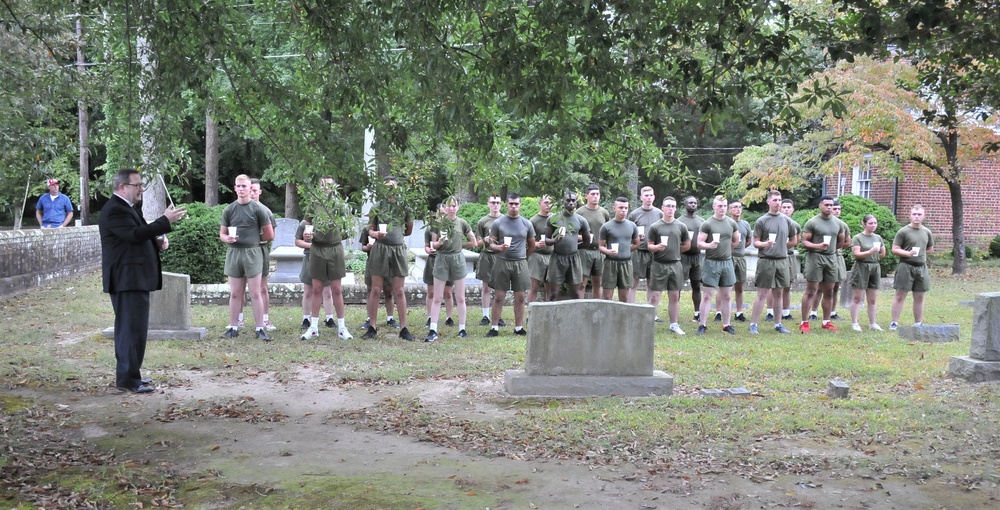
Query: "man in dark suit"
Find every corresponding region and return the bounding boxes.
[100,168,186,393]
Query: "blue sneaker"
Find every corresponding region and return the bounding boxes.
[749,324,759,335]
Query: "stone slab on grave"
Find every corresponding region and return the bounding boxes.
[103,272,207,340]
[949,292,1000,382]
[897,324,960,343]
[504,300,674,397]
[273,218,301,248]
[827,380,850,399]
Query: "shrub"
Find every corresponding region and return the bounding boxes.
[161,202,228,284]
[791,195,901,275]
[990,235,1000,258]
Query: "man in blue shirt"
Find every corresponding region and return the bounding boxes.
[36,179,74,228]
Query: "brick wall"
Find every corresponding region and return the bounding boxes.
[0,227,101,300]
[823,159,1000,250]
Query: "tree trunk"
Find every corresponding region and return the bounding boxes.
[285,182,299,219]
[76,0,90,225]
[137,34,167,223]
[948,179,966,275]
[204,111,219,206]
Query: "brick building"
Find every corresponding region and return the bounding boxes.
[822,158,1000,250]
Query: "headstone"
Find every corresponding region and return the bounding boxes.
[700,389,725,397]
[102,272,206,340]
[270,246,305,283]
[827,380,850,399]
[273,218,301,248]
[725,387,752,396]
[897,324,960,343]
[504,300,674,397]
[949,292,1000,383]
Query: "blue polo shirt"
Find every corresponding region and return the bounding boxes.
[36,193,73,227]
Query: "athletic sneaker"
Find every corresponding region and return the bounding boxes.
[458,329,468,338]
[237,318,245,328]
[338,328,353,340]
[809,312,818,320]
[301,328,319,340]
[821,322,839,332]
[221,328,239,339]
[361,319,371,330]
[425,317,431,328]
[714,312,723,322]
[485,329,499,338]
[722,325,736,335]
[692,315,701,323]
[851,323,863,332]
[774,324,792,334]
[654,317,665,323]
[478,316,491,326]
[514,328,527,336]
[255,329,271,342]
[445,317,455,327]
[749,324,759,335]
[734,313,747,323]
[889,322,899,331]
[830,312,841,320]
[870,324,885,332]
[362,326,377,339]
[424,330,438,342]
[696,325,708,335]
[781,314,794,321]
[669,323,686,336]
[325,317,335,328]
[765,312,774,322]
[399,327,415,341]
[498,318,507,327]
[800,322,811,334]
[264,320,277,331]
[387,318,401,329]
[300,318,310,330]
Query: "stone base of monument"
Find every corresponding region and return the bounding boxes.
[897,324,960,343]
[503,299,674,397]
[948,356,1000,383]
[102,272,208,340]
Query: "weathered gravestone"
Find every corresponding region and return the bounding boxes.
[949,292,1000,383]
[897,324,960,343]
[270,218,305,283]
[103,272,207,340]
[504,300,674,397]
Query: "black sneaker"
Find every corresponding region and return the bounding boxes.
[445,317,455,327]
[399,327,415,341]
[387,318,401,329]
[734,314,747,323]
[714,312,722,322]
[486,329,499,338]
[514,328,527,336]
[458,329,468,338]
[692,315,700,323]
[424,330,438,342]
[781,314,794,321]
[221,328,239,339]
[361,319,371,330]
[765,312,774,322]
[498,318,507,327]
[654,317,665,323]
[808,312,818,320]
[478,316,491,326]
[362,326,377,339]
[255,329,271,342]
[300,318,310,330]
[830,312,841,320]
[722,325,736,335]
[696,325,708,335]
[323,317,334,328]
[425,317,431,328]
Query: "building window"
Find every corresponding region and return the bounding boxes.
[852,161,872,199]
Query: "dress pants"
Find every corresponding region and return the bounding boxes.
[110,290,149,389]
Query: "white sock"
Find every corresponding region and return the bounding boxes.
[263,313,270,322]
[782,309,790,316]
[430,322,438,331]
[387,315,394,322]
[491,326,499,332]
[337,318,345,329]
[310,317,319,330]
[302,314,309,320]
[483,308,490,318]
[326,314,334,320]
[766,308,773,315]
[914,322,922,326]
[459,323,466,330]
[238,312,244,321]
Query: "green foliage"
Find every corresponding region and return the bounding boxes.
[792,195,900,275]
[161,202,228,284]
[457,202,488,231]
[991,235,1000,258]
[346,250,367,275]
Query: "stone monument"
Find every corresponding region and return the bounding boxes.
[948,291,1000,382]
[103,272,207,340]
[504,300,674,397]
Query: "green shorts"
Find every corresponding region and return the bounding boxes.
[547,253,583,285]
[476,251,498,284]
[432,252,464,283]
[367,242,408,279]
[225,246,264,279]
[579,248,604,276]
[787,252,800,283]
[681,253,702,287]
[836,253,847,281]
[423,254,437,284]
[851,261,881,290]
[702,258,736,288]
[804,253,839,283]
[260,244,271,278]
[602,258,633,290]
[631,250,653,280]
[649,260,684,292]
[893,263,930,292]
[754,258,789,289]
[491,258,530,292]
[529,252,551,282]
[364,260,394,292]
[310,244,346,282]
[300,252,331,286]
[733,255,746,283]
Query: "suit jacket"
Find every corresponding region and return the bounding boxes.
[99,195,173,294]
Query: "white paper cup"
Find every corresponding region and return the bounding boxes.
[611,243,620,252]
[637,226,645,236]
[688,231,695,242]
[74,219,81,227]
[539,235,546,243]
[439,231,448,241]
[304,225,314,235]
[558,226,566,237]
[504,236,513,246]
[378,223,388,233]
[712,233,721,243]
[228,226,237,237]
[822,235,832,245]
[872,241,881,250]
[912,247,920,256]
[768,233,777,243]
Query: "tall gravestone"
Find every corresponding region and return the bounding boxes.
[504,300,674,396]
[103,272,207,340]
[948,292,1000,382]
[270,218,305,283]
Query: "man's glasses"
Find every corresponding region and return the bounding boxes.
[125,182,144,189]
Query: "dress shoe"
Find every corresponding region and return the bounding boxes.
[119,384,154,394]
[140,377,153,385]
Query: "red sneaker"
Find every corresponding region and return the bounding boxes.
[799,322,811,333]
[821,322,840,332]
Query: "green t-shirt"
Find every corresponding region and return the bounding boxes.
[549,212,589,256]
[627,206,663,251]
[577,205,610,249]
[731,218,752,257]
[851,232,884,264]
[647,219,689,263]
[434,217,473,254]
[802,215,842,255]
[677,214,704,256]
[529,213,554,255]
[753,213,794,259]
[476,214,501,253]
[221,200,271,248]
[599,219,638,261]
[369,209,412,246]
[893,224,934,266]
[699,216,739,260]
